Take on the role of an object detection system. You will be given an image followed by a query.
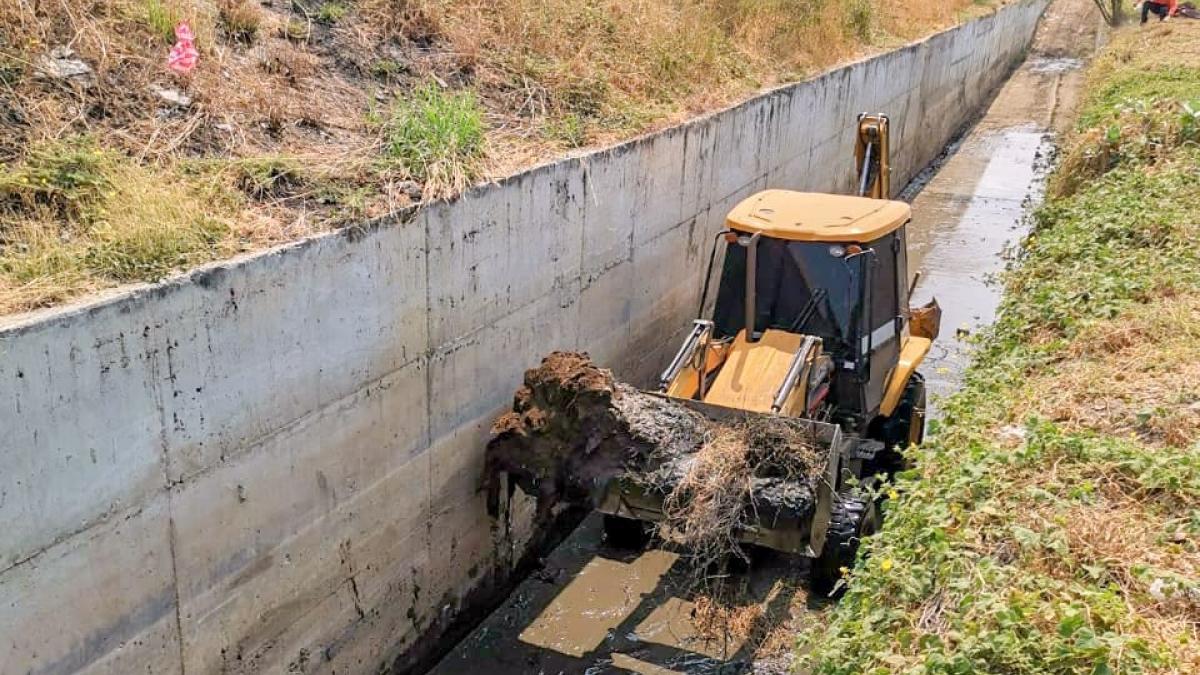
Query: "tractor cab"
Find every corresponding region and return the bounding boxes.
[659,115,940,453]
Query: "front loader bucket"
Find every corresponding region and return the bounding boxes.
[594,394,845,557]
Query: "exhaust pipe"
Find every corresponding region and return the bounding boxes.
[743,232,761,342]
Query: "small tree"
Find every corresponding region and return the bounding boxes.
[1093,0,1126,25]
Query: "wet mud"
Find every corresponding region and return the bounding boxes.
[430,515,809,675]
[429,1,1105,672]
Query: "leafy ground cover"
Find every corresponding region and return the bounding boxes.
[799,21,1200,674]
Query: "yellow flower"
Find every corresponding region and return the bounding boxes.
[838,566,850,576]
[888,489,899,501]
[880,558,894,572]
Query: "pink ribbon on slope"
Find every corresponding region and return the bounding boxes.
[168,22,199,75]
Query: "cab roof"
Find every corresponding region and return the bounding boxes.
[726,190,911,243]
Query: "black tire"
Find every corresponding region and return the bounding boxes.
[810,492,879,597]
[602,514,649,550]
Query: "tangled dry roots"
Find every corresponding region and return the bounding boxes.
[661,428,752,571]
[651,420,822,581]
[486,352,825,586]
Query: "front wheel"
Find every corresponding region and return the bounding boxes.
[809,491,879,597]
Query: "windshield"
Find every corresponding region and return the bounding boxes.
[711,238,859,353]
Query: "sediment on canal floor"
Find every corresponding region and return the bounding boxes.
[0,2,1048,672]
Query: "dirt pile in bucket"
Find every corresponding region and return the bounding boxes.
[485,351,827,571]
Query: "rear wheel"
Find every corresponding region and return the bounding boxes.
[908,375,928,447]
[602,514,649,550]
[868,373,926,475]
[810,491,879,597]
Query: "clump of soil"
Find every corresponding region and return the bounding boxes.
[485,352,827,573]
[486,351,706,514]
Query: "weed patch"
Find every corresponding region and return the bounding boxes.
[227,156,309,200]
[218,0,262,43]
[0,137,112,224]
[316,2,349,24]
[0,138,238,312]
[382,84,485,196]
[143,0,182,43]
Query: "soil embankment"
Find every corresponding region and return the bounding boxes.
[801,6,1200,674]
[0,0,1002,315]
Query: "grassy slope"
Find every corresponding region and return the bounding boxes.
[799,22,1200,674]
[0,0,997,315]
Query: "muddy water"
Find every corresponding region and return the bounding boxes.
[905,125,1052,405]
[906,48,1091,406]
[430,515,799,674]
[427,1,1102,672]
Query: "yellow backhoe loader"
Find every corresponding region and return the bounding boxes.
[591,113,942,590]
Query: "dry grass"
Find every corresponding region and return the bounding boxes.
[401,0,999,163]
[0,0,999,315]
[217,0,263,43]
[695,575,812,651]
[977,293,1200,669]
[1000,498,1200,672]
[1017,296,1200,448]
[639,418,824,588]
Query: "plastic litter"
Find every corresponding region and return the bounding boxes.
[168,22,199,75]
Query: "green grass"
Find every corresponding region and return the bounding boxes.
[0,136,112,224]
[317,2,349,23]
[797,27,1200,675]
[143,0,181,43]
[382,83,486,195]
[0,137,235,309]
[1077,65,1200,129]
[81,209,227,282]
[546,113,588,148]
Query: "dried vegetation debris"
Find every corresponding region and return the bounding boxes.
[485,352,826,568]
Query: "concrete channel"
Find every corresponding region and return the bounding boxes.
[428,1,1104,673]
[0,1,1072,673]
